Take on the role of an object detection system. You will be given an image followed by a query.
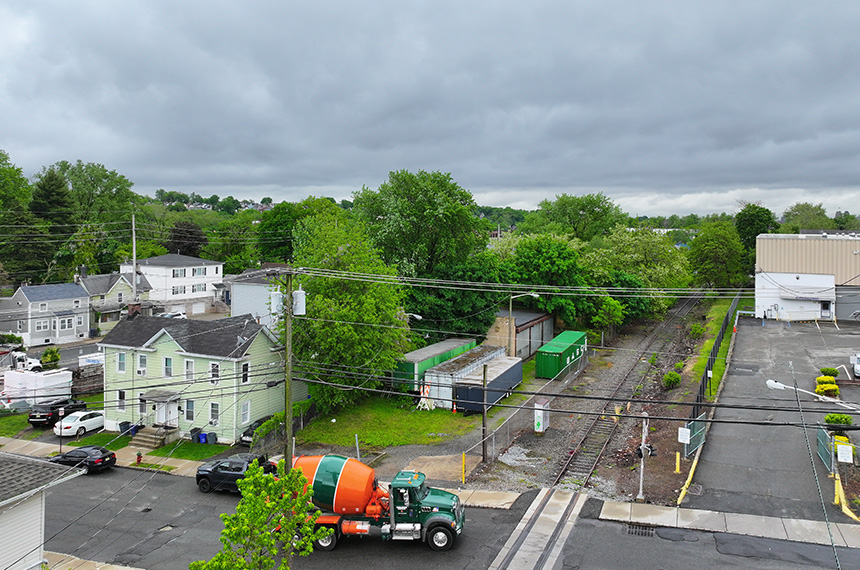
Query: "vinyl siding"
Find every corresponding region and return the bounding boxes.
[0,492,44,570]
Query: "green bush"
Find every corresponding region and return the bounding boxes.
[825,413,853,433]
[820,367,840,378]
[674,362,684,372]
[816,376,836,385]
[815,383,840,398]
[40,347,61,370]
[689,324,705,339]
[662,371,682,390]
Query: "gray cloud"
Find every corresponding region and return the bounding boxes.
[2,1,860,217]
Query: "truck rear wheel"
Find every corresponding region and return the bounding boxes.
[313,527,337,551]
[427,526,453,551]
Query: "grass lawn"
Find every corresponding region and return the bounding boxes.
[79,392,105,410]
[0,411,30,438]
[68,433,131,451]
[297,397,479,448]
[148,440,229,461]
[689,294,753,398]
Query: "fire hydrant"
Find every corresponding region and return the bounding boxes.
[136,451,143,465]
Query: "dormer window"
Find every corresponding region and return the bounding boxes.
[39,303,47,311]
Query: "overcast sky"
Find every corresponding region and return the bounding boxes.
[2,2,860,217]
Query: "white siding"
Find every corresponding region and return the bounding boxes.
[0,492,44,570]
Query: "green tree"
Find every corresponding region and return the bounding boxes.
[688,222,746,288]
[0,149,31,209]
[201,211,261,273]
[834,211,860,231]
[52,160,137,225]
[40,347,61,370]
[257,198,340,262]
[780,202,836,233]
[165,221,208,257]
[0,209,56,284]
[734,203,778,251]
[52,223,122,281]
[189,459,329,570]
[591,296,625,334]
[30,169,75,235]
[518,193,627,241]
[292,208,412,413]
[352,170,489,276]
[215,195,242,215]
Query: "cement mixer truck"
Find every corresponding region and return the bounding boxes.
[292,454,465,551]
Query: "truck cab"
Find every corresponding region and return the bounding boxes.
[389,470,465,550]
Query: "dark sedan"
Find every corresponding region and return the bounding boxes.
[196,454,275,493]
[49,445,117,474]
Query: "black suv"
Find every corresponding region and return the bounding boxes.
[28,398,87,427]
[196,453,275,493]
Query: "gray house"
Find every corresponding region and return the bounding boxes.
[0,283,90,347]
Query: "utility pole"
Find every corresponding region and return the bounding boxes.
[284,271,293,468]
[131,213,137,300]
[636,412,649,502]
[482,364,488,463]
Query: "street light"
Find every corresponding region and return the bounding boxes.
[508,293,539,357]
[765,379,860,413]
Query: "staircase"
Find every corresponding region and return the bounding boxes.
[131,426,180,449]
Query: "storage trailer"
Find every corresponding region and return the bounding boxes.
[394,338,476,392]
[535,331,587,379]
[424,344,505,410]
[454,356,523,412]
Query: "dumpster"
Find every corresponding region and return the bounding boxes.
[199,432,207,444]
[118,421,131,435]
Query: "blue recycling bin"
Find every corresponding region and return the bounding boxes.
[198,432,207,444]
[130,424,139,436]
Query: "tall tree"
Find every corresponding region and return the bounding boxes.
[688,222,746,288]
[0,149,31,209]
[292,208,411,413]
[201,211,261,273]
[30,168,75,234]
[0,209,56,285]
[165,221,208,257]
[352,170,489,276]
[257,197,340,262]
[780,202,836,233]
[52,160,136,225]
[734,203,778,251]
[517,192,627,241]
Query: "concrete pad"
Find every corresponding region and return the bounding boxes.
[836,523,860,548]
[725,513,787,539]
[630,502,678,527]
[404,454,481,481]
[599,500,631,522]
[676,508,727,532]
[461,490,519,509]
[783,518,847,546]
[45,551,144,570]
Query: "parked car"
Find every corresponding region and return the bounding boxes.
[159,312,187,319]
[53,410,105,437]
[49,445,116,474]
[28,398,87,427]
[239,415,274,446]
[196,453,275,493]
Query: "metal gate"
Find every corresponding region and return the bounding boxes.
[817,427,834,475]
[684,413,707,457]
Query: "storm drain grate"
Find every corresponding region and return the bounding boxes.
[626,524,655,537]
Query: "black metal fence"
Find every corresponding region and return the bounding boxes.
[689,291,742,419]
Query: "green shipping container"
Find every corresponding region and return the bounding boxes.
[535,331,587,379]
[394,338,477,391]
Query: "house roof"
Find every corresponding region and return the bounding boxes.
[0,452,83,508]
[135,254,223,268]
[20,283,88,303]
[99,314,279,359]
[80,272,152,296]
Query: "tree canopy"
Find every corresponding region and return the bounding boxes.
[734,203,778,251]
[0,149,31,209]
[518,192,627,241]
[688,222,746,288]
[781,202,836,233]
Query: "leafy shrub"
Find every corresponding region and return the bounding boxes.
[40,347,61,370]
[674,362,684,372]
[820,367,840,378]
[689,324,705,339]
[816,376,836,385]
[833,434,855,456]
[815,383,840,398]
[0,333,22,345]
[662,371,682,390]
[648,353,658,365]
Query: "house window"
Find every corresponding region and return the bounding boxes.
[173,268,186,278]
[139,393,146,415]
[39,302,47,311]
[193,267,207,276]
[241,400,251,424]
[35,320,49,332]
[52,320,57,330]
[215,266,220,274]
[77,316,83,326]
[209,402,220,424]
[138,354,147,374]
[117,292,123,303]
[99,295,106,301]
[164,357,173,378]
[117,390,126,412]
[185,360,195,382]
[242,362,250,384]
[185,399,194,421]
[73,299,81,308]
[117,352,126,373]
[172,285,186,295]
[59,318,73,330]
[17,320,23,330]
[210,362,220,385]
[192,283,206,293]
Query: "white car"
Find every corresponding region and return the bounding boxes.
[160,312,187,319]
[53,411,105,437]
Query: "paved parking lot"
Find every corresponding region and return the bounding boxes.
[685,318,860,521]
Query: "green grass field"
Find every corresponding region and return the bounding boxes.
[147,440,229,460]
[68,433,131,450]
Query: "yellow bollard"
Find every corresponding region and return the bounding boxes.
[675,451,680,474]
[462,452,466,484]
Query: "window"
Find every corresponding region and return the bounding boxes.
[59,318,73,330]
[77,316,83,326]
[73,299,81,308]
[117,390,126,412]
[138,354,147,374]
[172,285,186,295]
[117,352,126,373]
[210,402,220,424]
[193,267,207,276]
[52,320,57,330]
[35,320,49,332]
[192,283,206,293]
[39,302,47,311]
[139,393,146,415]
[241,400,251,424]
[210,362,220,385]
[241,362,250,384]
[185,360,195,382]
[164,357,173,378]
[215,266,220,274]
[99,295,106,301]
[185,399,195,421]
[17,320,23,330]
[117,292,123,303]
[173,268,186,278]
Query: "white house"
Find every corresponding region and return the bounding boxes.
[120,254,224,316]
[228,269,284,328]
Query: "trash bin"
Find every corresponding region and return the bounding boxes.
[207,432,218,445]
[130,424,140,436]
[198,432,207,444]
[190,427,201,443]
[118,421,131,435]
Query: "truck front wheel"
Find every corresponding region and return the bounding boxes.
[427,526,454,551]
[313,527,337,551]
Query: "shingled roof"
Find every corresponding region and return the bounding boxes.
[20,283,88,302]
[0,453,83,508]
[99,314,278,359]
[136,254,222,267]
[80,272,152,295]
